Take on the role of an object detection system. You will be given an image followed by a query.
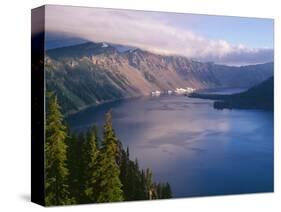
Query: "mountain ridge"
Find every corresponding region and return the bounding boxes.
[45,41,273,114]
[190,77,274,111]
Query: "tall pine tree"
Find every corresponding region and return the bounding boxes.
[120,147,146,201]
[96,111,123,202]
[45,94,71,205]
[145,168,154,200]
[66,133,85,203]
[83,126,100,203]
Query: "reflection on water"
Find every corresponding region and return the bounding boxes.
[197,87,247,95]
[67,95,274,198]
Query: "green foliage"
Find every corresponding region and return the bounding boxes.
[45,60,125,115]
[45,97,172,205]
[95,111,124,202]
[191,77,274,111]
[120,148,146,201]
[45,94,72,206]
[66,133,84,203]
[145,168,153,200]
[83,126,100,203]
[156,182,172,199]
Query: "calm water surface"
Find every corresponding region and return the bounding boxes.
[67,93,273,198]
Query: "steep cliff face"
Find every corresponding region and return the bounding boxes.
[45,42,273,114]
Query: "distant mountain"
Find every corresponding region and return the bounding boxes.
[110,44,137,53]
[45,32,137,51]
[45,32,89,50]
[190,77,274,111]
[45,41,273,114]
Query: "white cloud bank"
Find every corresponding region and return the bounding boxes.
[45,5,273,66]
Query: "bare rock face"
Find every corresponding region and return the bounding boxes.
[45,42,273,114]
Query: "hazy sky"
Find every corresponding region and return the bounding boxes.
[45,5,274,66]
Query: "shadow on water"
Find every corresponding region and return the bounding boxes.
[66,94,274,198]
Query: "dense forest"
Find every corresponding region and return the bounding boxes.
[189,77,274,111]
[45,93,172,206]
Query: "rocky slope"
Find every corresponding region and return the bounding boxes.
[45,42,273,114]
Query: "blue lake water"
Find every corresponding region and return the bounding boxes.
[67,94,274,198]
[197,87,247,95]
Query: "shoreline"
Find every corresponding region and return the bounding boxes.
[65,87,252,117]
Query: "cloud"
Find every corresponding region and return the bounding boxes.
[45,5,273,66]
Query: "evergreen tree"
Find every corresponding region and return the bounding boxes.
[156,182,172,199]
[156,183,163,199]
[120,148,129,200]
[164,182,172,198]
[145,168,153,200]
[45,102,172,205]
[66,133,84,203]
[133,159,147,200]
[140,169,147,199]
[96,111,123,202]
[83,126,100,203]
[120,146,149,201]
[45,94,71,205]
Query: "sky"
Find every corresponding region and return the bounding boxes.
[44,5,274,66]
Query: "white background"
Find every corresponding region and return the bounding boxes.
[0,0,280,211]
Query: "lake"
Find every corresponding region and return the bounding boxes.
[67,93,274,198]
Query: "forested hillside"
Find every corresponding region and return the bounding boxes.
[190,77,274,111]
[45,42,273,114]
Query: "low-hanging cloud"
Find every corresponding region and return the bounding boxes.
[45,5,273,66]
